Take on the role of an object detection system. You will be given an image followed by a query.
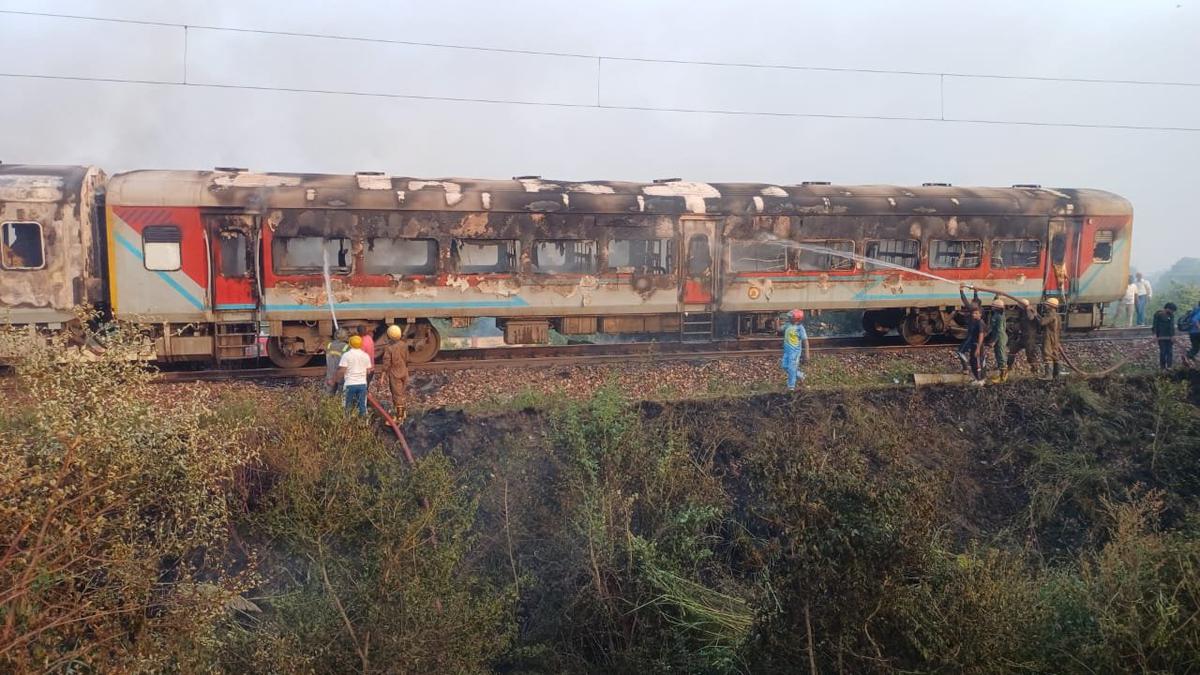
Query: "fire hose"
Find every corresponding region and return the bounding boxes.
[963,283,1135,378]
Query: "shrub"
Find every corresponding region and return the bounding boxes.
[0,320,255,672]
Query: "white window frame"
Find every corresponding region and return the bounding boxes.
[142,225,182,272]
[1,220,46,271]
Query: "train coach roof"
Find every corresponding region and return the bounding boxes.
[0,164,97,204]
[106,169,1132,218]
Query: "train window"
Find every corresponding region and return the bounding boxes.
[1,221,45,270]
[272,236,352,274]
[452,239,517,274]
[533,240,597,274]
[1092,230,1114,263]
[219,231,249,277]
[142,225,182,271]
[363,238,437,275]
[606,238,673,274]
[991,239,1042,268]
[729,240,787,272]
[795,239,855,271]
[864,239,920,270]
[930,240,982,269]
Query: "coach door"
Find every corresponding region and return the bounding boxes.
[206,214,260,361]
[680,218,718,308]
[1045,217,1081,302]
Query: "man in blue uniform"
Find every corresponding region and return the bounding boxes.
[781,309,810,391]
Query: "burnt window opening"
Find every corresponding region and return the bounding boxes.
[451,239,517,274]
[991,239,1042,269]
[687,234,712,276]
[1092,230,1114,263]
[272,236,352,274]
[729,240,787,273]
[795,239,855,271]
[363,238,437,275]
[864,239,920,270]
[606,238,673,274]
[219,231,249,277]
[142,225,182,272]
[930,240,982,269]
[533,240,597,274]
[1,221,45,270]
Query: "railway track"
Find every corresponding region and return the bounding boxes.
[153,326,1152,383]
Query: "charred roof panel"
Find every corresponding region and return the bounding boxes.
[105,170,1132,218]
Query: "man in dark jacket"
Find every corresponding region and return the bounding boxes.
[1152,302,1178,370]
[1007,298,1041,375]
[956,284,982,373]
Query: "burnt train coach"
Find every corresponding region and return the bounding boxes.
[0,164,107,329]
[1,165,1132,366]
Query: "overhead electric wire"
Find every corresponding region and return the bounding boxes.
[3,8,1199,132]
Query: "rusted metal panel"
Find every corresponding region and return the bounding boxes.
[503,320,549,345]
[560,316,597,334]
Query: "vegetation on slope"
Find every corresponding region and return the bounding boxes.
[2,323,1200,673]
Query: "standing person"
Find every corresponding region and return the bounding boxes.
[984,297,1009,383]
[1184,301,1200,366]
[332,334,373,415]
[1039,297,1063,379]
[323,328,350,395]
[356,325,377,385]
[1114,276,1137,327]
[1152,302,1178,370]
[1134,272,1153,326]
[956,284,983,373]
[1007,298,1042,376]
[965,304,987,385]
[381,324,411,421]
[780,309,810,391]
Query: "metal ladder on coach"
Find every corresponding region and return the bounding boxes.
[680,312,714,342]
[214,322,258,364]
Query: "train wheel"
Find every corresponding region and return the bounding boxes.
[900,316,931,346]
[407,323,441,363]
[267,337,312,369]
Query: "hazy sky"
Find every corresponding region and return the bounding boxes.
[1,0,1197,272]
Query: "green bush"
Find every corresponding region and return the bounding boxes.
[0,321,255,672]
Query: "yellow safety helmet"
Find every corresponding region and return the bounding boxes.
[348,335,363,348]
[386,324,404,340]
[1043,297,1060,308]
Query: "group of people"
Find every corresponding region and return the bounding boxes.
[1116,272,1155,327]
[955,286,1063,385]
[323,324,411,420]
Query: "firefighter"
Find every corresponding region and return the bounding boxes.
[1007,299,1042,375]
[380,324,411,421]
[1038,297,1063,379]
[985,297,1009,383]
[334,335,373,415]
[323,328,350,395]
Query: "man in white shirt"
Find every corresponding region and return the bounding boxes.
[1135,272,1153,326]
[1114,276,1137,327]
[332,334,374,415]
